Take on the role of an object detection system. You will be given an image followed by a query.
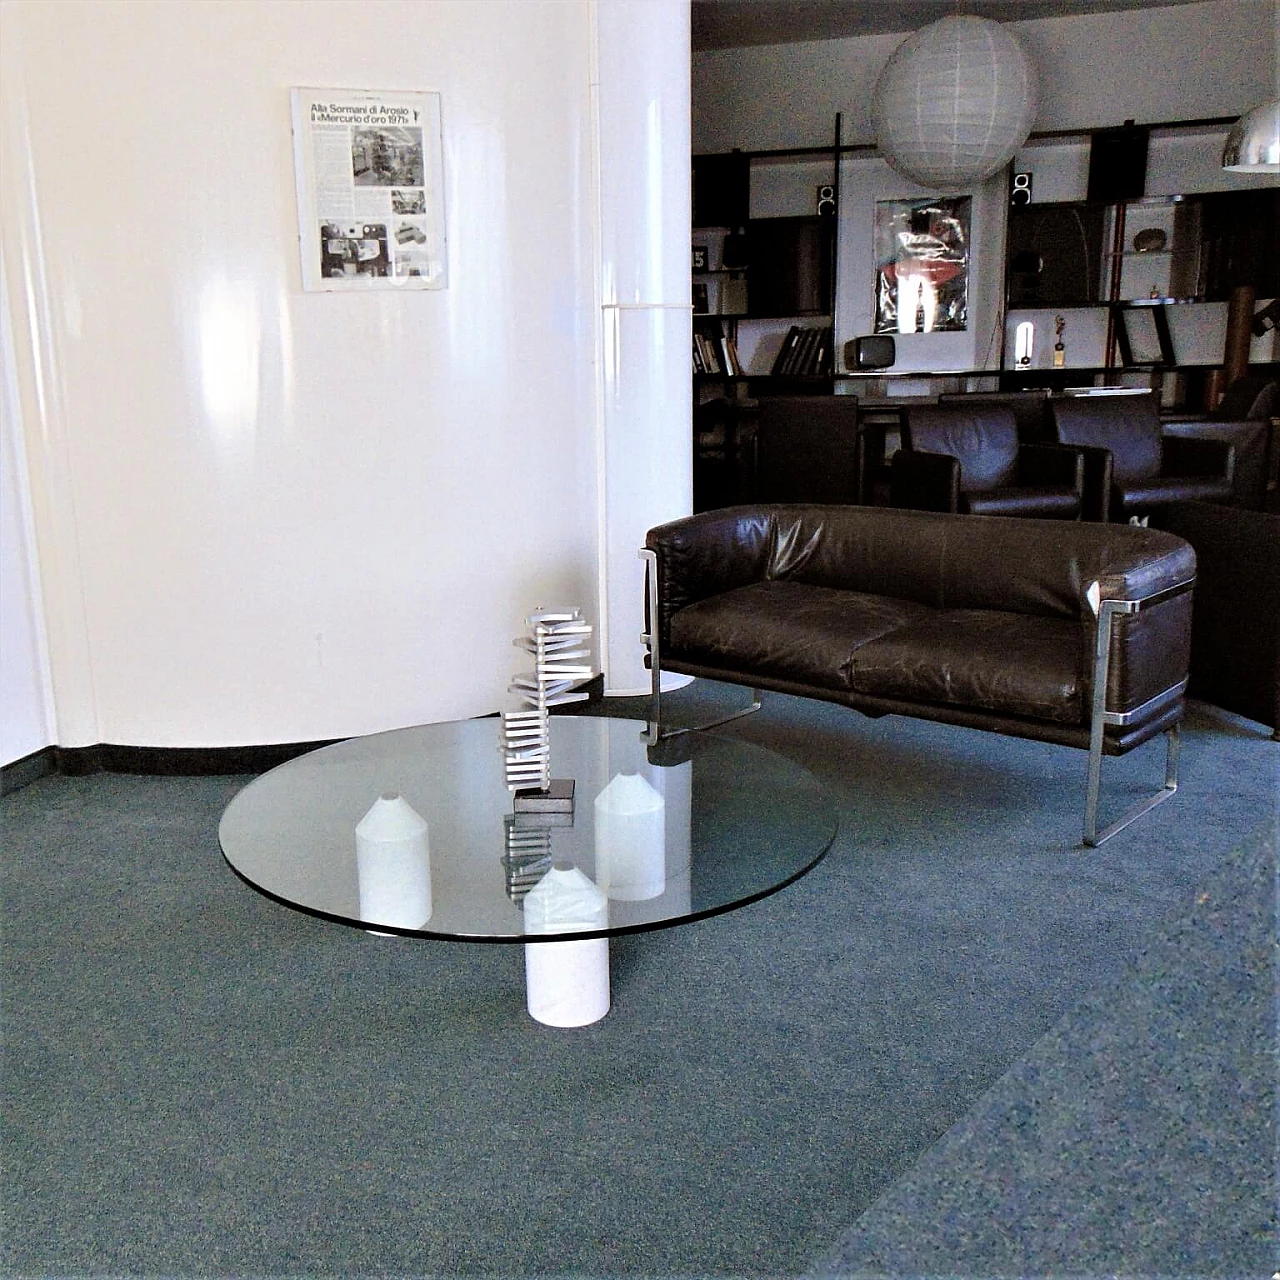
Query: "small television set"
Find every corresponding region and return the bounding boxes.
[845,335,896,370]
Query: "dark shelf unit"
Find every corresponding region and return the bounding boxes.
[1006,188,1280,373]
[692,121,843,511]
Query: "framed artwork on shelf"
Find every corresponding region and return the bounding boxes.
[1116,305,1174,366]
[873,195,971,335]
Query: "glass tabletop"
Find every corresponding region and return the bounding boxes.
[218,715,838,943]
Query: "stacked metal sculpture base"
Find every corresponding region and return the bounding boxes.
[499,608,595,817]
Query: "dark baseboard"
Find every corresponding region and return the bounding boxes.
[55,740,342,777]
[0,747,58,796]
[1,674,611,794]
[2,740,340,792]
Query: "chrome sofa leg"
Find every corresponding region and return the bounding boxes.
[639,546,762,745]
[1082,591,1185,847]
[639,548,662,746]
[1084,723,1180,847]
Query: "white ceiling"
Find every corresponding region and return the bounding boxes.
[691,0,1211,49]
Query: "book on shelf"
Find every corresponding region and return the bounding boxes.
[719,334,745,377]
[772,325,802,375]
[769,324,832,377]
[796,326,820,375]
[693,331,722,375]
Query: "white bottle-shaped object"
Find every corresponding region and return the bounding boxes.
[355,792,432,930]
[523,862,609,1027]
[594,772,665,901]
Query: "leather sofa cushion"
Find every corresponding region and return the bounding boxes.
[667,580,931,692]
[850,609,1084,724]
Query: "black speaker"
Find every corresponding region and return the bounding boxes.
[1010,171,1032,206]
[692,152,749,228]
[844,335,895,371]
[1087,123,1150,203]
[816,184,835,216]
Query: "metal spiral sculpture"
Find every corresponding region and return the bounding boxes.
[501,815,554,902]
[499,608,594,805]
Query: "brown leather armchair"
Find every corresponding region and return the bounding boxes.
[937,388,1054,442]
[1050,392,1235,522]
[890,403,1084,518]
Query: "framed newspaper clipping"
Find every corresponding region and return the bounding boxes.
[290,88,447,291]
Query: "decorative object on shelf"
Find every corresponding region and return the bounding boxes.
[1222,98,1280,173]
[1015,320,1035,368]
[692,245,708,272]
[1053,315,1066,367]
[1132,227,1167,253]
[522,861,610,1027]
[594,773,665,901]
[499,608,595,816]
[870,16,1036,189]
[355,792,432,930]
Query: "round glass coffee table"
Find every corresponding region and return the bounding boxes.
[219,715,837,1026]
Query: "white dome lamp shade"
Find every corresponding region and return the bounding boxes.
[1222,99,1280,172]
[872,16,1037,190]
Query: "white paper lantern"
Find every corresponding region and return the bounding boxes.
[872,16,1037,190]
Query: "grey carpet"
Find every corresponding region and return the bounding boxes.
[807,823,1277,1279]
[1,689,1275,1278]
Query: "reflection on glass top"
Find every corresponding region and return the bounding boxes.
[218,715,837,942]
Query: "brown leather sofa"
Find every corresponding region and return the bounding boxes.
[642,504,1196,845]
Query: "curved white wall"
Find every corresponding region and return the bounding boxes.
[1,254,54,763]
[2,0,681,749]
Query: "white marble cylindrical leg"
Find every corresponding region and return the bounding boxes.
[524,938,610,1027]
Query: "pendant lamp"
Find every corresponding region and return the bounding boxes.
[871,16,1037,190]
[1222,99,1280,172]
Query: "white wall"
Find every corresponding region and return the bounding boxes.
[1,0,688,752]
[1,255,54,763]
[693,0,1276,151]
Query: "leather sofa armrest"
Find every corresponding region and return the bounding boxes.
[889,449,960,513]
[1038,442,1111,521]
[1162,435,1235,483]
[645,507,775,644]
[1016,442,1085,493]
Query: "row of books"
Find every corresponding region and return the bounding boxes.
[770,325,832,377]
[692,329,744,376]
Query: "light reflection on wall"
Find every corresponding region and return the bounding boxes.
[198,276,261,449]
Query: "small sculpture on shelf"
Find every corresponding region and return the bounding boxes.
[498,607,595,815]
[1053,314,1066,367]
